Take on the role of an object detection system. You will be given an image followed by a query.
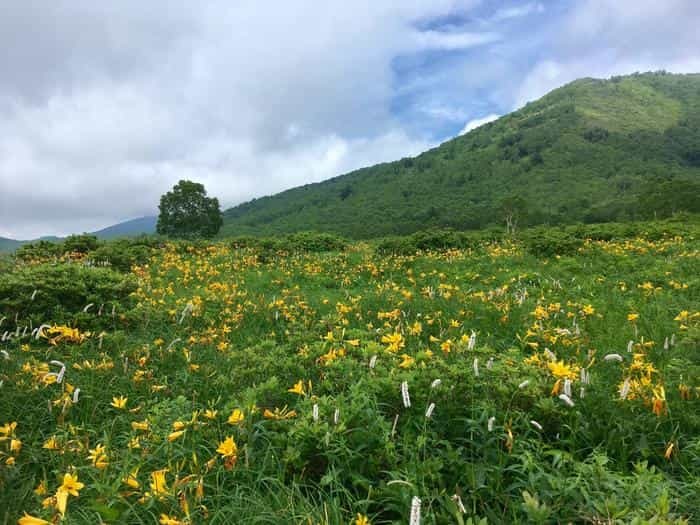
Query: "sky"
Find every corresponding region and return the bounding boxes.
[2,0,700,238]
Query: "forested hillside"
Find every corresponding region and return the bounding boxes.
[221,72,700,238]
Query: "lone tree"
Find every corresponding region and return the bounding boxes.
[157,180,223,239]
[499,195,529,235]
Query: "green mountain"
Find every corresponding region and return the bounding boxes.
[221,72,700,238]
[0,237,22,252]
[92,216,156,239]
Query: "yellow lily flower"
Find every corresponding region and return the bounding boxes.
[167,430,186,442]
[287,380,306,396]
[110,396,128,409]
[55,489,68,515]
[18,513,50,525]
[227,408,245,425]
[59,472,84,497]
[150,469,170,497]
[216,436,238,458]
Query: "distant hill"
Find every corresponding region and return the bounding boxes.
[221,72,700,238]
[92,216,157,239]
[0,216,157,252]
[0,237,22,252]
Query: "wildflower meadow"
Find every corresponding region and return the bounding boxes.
[1,222,699,524]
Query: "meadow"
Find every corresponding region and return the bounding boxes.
[1,222,699,524]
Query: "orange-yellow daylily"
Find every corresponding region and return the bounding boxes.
[55,489,69,515]
[150,469,170,497]
[287,380,306,396]
[59,472,84,497]
[355,514,371,525]
[159,515,185,525]
[665,442,675,460]
[87,444,108,469]
[123,469,140,489]
[167,430,186,442]
[263,406,297,420]
[227,409,245,425]
[216,436,238,458]
[110,396,128,409]
[18,513,50,525]
[217,436,239,470]
[131,420,149,431]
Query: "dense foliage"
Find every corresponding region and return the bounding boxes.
[1,221,699,524]
[221,72,700,238]
[14,234,160,270]
[157,180,223,239]
[0,264,137,328]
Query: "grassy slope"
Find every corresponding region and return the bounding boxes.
[221,72,700,238]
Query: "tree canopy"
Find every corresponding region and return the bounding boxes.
[157,180,222,239]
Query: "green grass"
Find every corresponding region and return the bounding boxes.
[559,77,682,132]
[1,222,699,524]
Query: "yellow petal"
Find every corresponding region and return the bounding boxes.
[18,513,51,525]
[168,430,186,442]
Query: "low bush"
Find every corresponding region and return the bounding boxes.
[284,232,347,253]
[0,263,137,325]
[376,228,503,255]
[228,232,347,254]
[522,228,585,257]
[88,237,161,272]
[62,234,99,254]
[14,240,64,262]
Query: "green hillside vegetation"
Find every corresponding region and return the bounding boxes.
[221,72,700,238]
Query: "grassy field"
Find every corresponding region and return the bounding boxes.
[1,224,699,524]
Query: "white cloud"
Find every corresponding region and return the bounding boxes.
[514,0,700,108]
[460,113,500,134]
[412,30,500,51]
[491,2,545,22]
[0,78,432,238]
[0,0,480,238]
[422,104,470,122]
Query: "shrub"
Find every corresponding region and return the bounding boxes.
[376,228,503,255]
[88,238,160,272]
[375,236,418,255]
[227,232,347,254]
[522,228,584,257]
[14,240,64,262]
[63,234,99,254]
[283,232,347,253]
[0,263,137,324]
